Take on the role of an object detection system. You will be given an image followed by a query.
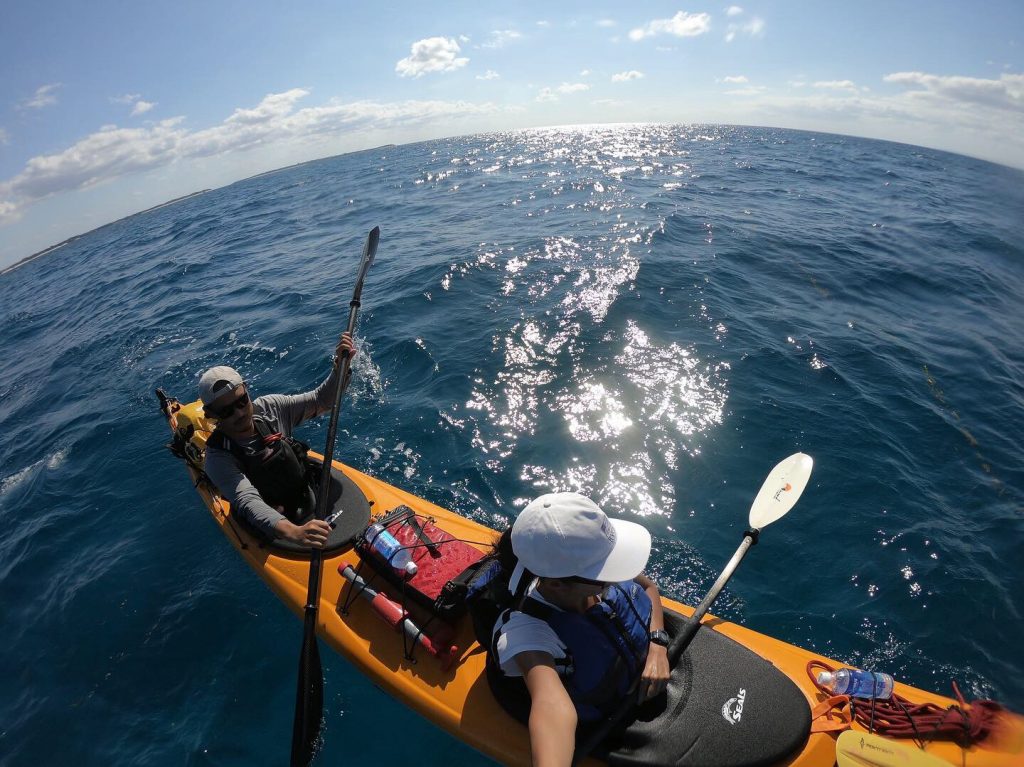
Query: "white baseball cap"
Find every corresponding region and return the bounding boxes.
[509,492,652,592]
[198,365,245,406]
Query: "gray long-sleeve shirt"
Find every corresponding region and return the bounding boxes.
[204,363,344,537]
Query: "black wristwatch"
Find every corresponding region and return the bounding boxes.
[649,629,670,647]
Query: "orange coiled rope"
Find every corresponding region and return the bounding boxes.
[806,660,1005,747]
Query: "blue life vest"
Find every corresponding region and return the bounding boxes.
[492,580,653,722]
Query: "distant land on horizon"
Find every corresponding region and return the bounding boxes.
[0,189,211,277]
[0,143,400,277]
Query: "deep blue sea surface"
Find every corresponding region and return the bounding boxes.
[1,125,1023,765]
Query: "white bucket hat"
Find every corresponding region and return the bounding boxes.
[509,492,652,593]
[198,365,245,406]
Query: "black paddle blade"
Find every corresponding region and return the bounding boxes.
[351,226,379,305]
[290,611,324,767]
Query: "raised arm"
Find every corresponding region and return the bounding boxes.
[262,332,357,432]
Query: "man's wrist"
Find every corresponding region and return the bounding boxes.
[648,629,670,647]
[275,519,297,538]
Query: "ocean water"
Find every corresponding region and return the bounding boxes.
[1,124,1022,765]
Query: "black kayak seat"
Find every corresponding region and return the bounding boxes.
[607,609,811,767]
[229,456,370,555]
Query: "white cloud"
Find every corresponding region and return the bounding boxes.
[592,98,626,107]
[883,71,1024,112]
[536,20,550,27]
[725,86,768,96]
[612,70,645,82]
[220,89,308,126]
[713,69,1024,168]
[629,11,711,41]
[481,29,522,49]
[0,127,9,146]
[725,17,765,42]
[112,93,157,116]
[0,90,506,221]
[738,71,1024,121]
[597,19,617,28]
[395,37,469,78]
[476,70,500,80]
[580,69,592,77]
[723,75,749,84]
[21,83,61,109]
[536,82,590,102]
[726,5,744,16]
[814,80,859,92]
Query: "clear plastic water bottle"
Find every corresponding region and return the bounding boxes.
[816,668,894,699]
[365,523,417,576]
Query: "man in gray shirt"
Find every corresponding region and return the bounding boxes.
[199,333,356,548]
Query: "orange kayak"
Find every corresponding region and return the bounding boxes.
[157,394,1024,767]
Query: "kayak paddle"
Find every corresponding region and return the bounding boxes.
[835,730,950,767]
[666,451,813,664]
[573,452,814,766]
[290,226,380,767]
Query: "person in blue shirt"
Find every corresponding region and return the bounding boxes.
[491,492,670,767]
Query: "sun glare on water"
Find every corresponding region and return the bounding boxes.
[442,126,729,519]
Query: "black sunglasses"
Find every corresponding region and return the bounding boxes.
[565,575,608,587]
[207,390,250,419]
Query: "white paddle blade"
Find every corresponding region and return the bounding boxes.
[835,730,951,767]
[748,452,813,529]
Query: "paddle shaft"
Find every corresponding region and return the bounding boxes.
[290,303,360,766]
[291,227,379,767]
[667,528,759,665]
[301,225,379,614]
[311,226,378,531]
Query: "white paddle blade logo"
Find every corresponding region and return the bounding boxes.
[748,453,813,529]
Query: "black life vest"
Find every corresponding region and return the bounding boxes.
[208,415,313,523]
[488,581,653,723]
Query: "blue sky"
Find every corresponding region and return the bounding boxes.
[1,1,1022,267]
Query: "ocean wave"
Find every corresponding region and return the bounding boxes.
[0,447,69,496]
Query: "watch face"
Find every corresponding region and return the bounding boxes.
[650,630,669,646]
